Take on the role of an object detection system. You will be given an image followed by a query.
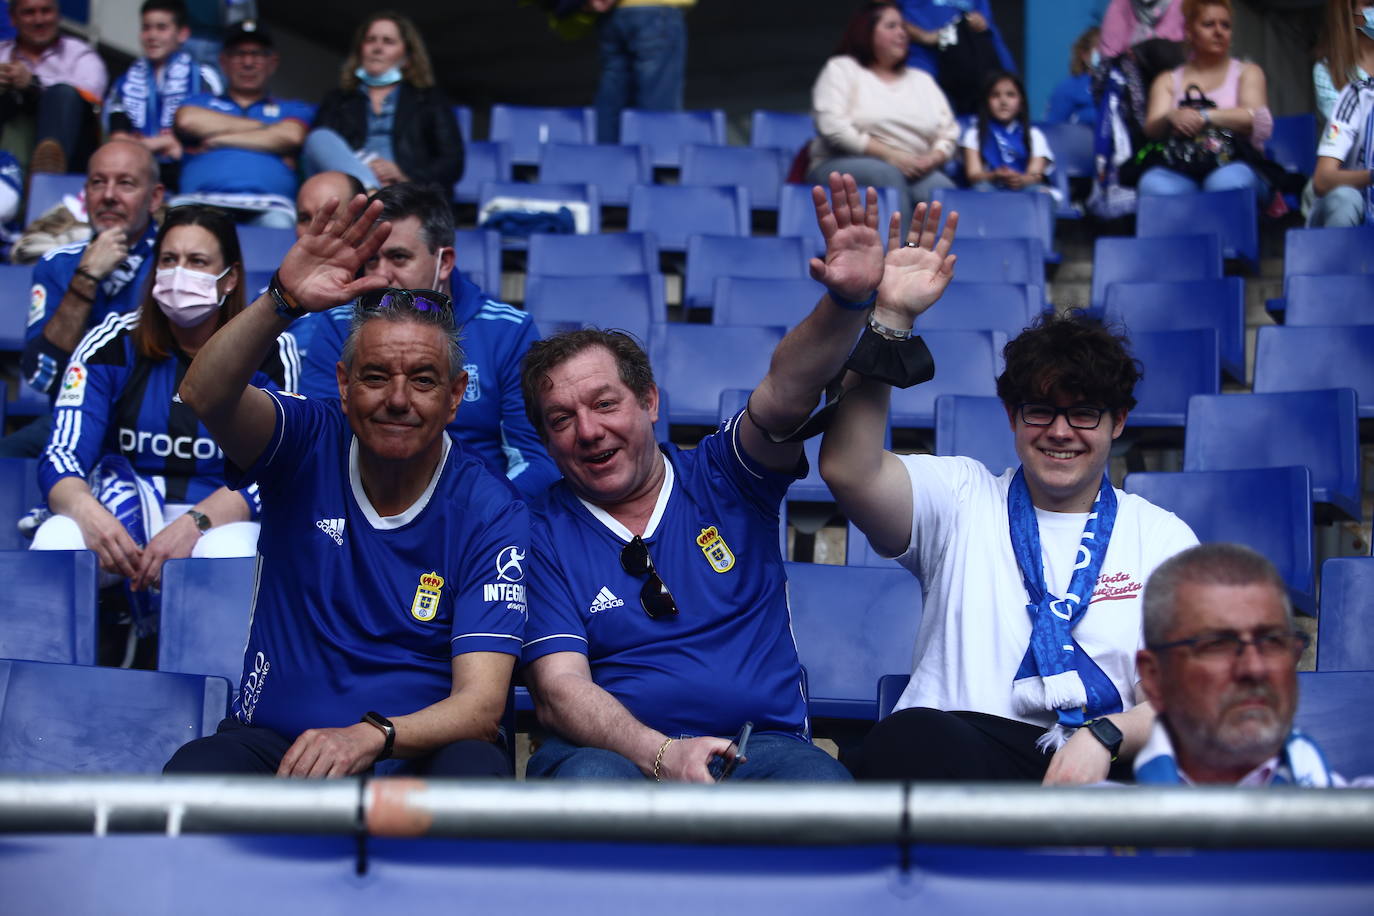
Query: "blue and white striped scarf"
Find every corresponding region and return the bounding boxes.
[1134,721,1335,786]
[114,50,202,136]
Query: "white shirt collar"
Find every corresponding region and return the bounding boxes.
[578,449,673,542]
[348,432,451,529]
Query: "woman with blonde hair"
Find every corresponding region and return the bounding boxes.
[303,10,463,190]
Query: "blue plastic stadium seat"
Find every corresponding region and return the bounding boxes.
[1123,467,1316,615]
[236,225,295,274]
[157,556,257,686]
[846,521,902,569]
[0,659,228,773]
[777,183,900,257]
[526,231,658,278]
[0,458,42,552]
[711,277,827,328]
[524,274,664,344]
[0,264,32,352]
[934,395,1017,476]
[537,142,651,207]
[648,323,783,426]
[915,283,1042,338]
[619,108,726,167]
[784,562,921,720]
[1035,121,1094,179]
[453,228,501,295]
[680,144,788,210]
[1317,558,1374,670]
[877,672,909,718]
[489,104,595,165]
[1137,188,1258,268]
[0,549,97,664]
[478,181,601,246]
[1282,274,1374,326]
[1091,235,1222,311]
[932,187,1056,262]
[6,380,48,419]
[453,140,512,205]
[1128,329,1220,428]
[23,172,84,225]
[1266,113,1316,177]
[1183,390,1362,522]
[1103,277,1247,382]
[1254,326,1374,418]
[947,237,1047,289]
[452,104,473,142]
[889,330,1004,430]
[716,388,832,504]
[628,184,749,252]
[1294,670,1374,779]
[683,234,809,311]
[1269,226,1374,319]
[750,109,814,154]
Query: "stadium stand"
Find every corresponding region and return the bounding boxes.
[889,330,1005,430]
[619,108,727,168]
[682,234,809,311]
[157,556,257,687]
[933,394,1018,475]
[1136,188,1259,268]
[488,104,596,165]
[1090,235,1222,312]
[649,323,783,427]
[777,182,900,257]
[1317,558,1374,671]
[453,140,513,205]
[0,459,42,551]
[931,187,1057,262]
[628,184,750,251]
[1103,278,1246,382]
[749,109,814,154]
[524,273,664,343]
[912,282,1042,338]
[453,229,501,295]
[1253,326,1374,418]
[680,143,788,210]
[452,104,473,143]
[0,549,98,665]
[1127,329,1221,430]
[1282,274,1374,326]
[711,276,826,328]
[537,142,651,208]
[236,226,296,274]
[0,264,30,353]
[23,172,83,226]
[1267,225,1374,319]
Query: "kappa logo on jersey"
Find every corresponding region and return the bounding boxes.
[316,517,345,545]
[27,283,46,327]
[411,571,445,621]
[496,545,525,582]
[589,586,624,613]
[697,525,735,573]
[56,362,87,407]
[463,362,481,402]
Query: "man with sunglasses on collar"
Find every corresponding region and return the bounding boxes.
[164,194,525,778]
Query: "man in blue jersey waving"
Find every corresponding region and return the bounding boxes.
[515,177,907,783]
[164,193,525,778]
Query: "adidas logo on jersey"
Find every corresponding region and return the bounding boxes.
[589,586,624,613]
[316,517,346,545]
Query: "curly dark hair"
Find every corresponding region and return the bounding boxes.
[995,310,1142,413]
[520,329,656,439]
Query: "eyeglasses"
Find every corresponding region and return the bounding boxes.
[358,287,453,317]
[1017,403,1109,429]
[1149,630,1311,663]
[224,48,272,60]
[620,536,678,620]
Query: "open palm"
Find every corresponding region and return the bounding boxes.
[808,172,885,302]
[277,194,393,312]
[876,201,958,323]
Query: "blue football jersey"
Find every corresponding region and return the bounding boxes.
[229,391,529,741]
[523,410,809,741]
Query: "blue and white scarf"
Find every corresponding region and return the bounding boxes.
[981,121,1029,172]
[1362,79,1374,223]
[113,50,202,136]
[1008,469,1124,750]
[1134,721,1335,786]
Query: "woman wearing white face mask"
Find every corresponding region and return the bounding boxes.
[32,205,300,608]
[301,11,462,192]
[1311,2,1374,227]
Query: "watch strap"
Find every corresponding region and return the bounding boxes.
[186,509,211,534]
[1085,717,1123,761]
[362,711,395,761]
[268,271,307,320]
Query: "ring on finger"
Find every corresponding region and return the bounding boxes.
[906,241,918,248]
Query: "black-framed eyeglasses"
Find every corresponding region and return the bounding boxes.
[620,536,678,620]
[1017,403,1109,429]
[358,287,453,317]
[1148,630,1311,663]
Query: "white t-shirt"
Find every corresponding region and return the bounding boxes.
[959,123,1055,163]
[809,55,959,162]
[1316,78,1374,171]
[891,455,1198,728]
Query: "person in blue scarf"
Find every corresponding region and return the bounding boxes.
[962,70,1055,193]
[1134,543,1368,786]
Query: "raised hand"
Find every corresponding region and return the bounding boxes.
[808,171,885,305]
[874,200,958,327]
[275,193,393,313]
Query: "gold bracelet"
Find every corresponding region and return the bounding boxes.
[652,737,674,782]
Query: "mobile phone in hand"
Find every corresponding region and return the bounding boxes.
[708,721,753,782]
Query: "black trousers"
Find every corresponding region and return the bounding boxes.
[164,717,512,777]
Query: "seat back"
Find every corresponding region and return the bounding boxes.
[453,140,512,204]
[236,225,296,274]
[915,283,1041,338]
[1283,274,1374,326]
[649,323,784,426]
[680,144,787,209]
[946,237,1047,286]
[1123,467,1316,613]
[1035,121,1094,178]
[711,277,826,328]
[932,188,1054,260]
[526,231,659,278]
[628,184,749,251]
[934,395,1018,476]
[1137,188,1259,266]
[0,659,228,773]
[24,172,84,225]
[889,330,1004,430]
[489,104,595,165]
[784,562,921,720]
[1103,277,1247,382]
[1295,670,1374,779]
[877,672,911,718]
[619,109,726,167]
[683,234,809,311]
[846,521,902,569]
[537,142,651,207]
[1254,325,1374,418]
[524,274,664,344]
[1266,113,1316,177]
[0,264,33,352]
[1282,225,1374,278]
[453,228,501,295]
[750,109,814,153]
[0,550,98,665]
[452,104,473,142]
[158,557,257,687]
[0,458,41,552]
[1128,329,1221,428]
[1183,390,1363,521]
[777,183,900,256]
[1091,235,1221,309]
[1317,558,1374,670]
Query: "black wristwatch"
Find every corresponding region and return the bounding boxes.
[268,271,307,320]
[361,711,395,761]
[1084,717,1124,762]
[185,509,212,534]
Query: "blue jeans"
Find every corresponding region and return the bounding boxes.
[594,5,687,143]
[528,734,852,781]
[1308,185,1366,228]
[1138,162,1269,204]
[303,127,377,189]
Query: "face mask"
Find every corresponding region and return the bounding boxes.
[1360,8,1374,41]
[153,265,230,328]
[1089,49,1101,69]
[355,65,403,87]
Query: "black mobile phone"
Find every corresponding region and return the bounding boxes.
[708,721,754,782]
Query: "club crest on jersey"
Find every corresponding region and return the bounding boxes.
[410,571,445,621]
[696,525,734,573]
[463,363,481,402]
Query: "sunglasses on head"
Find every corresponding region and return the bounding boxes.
[620,536,679,620]
[358,287,453,316]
